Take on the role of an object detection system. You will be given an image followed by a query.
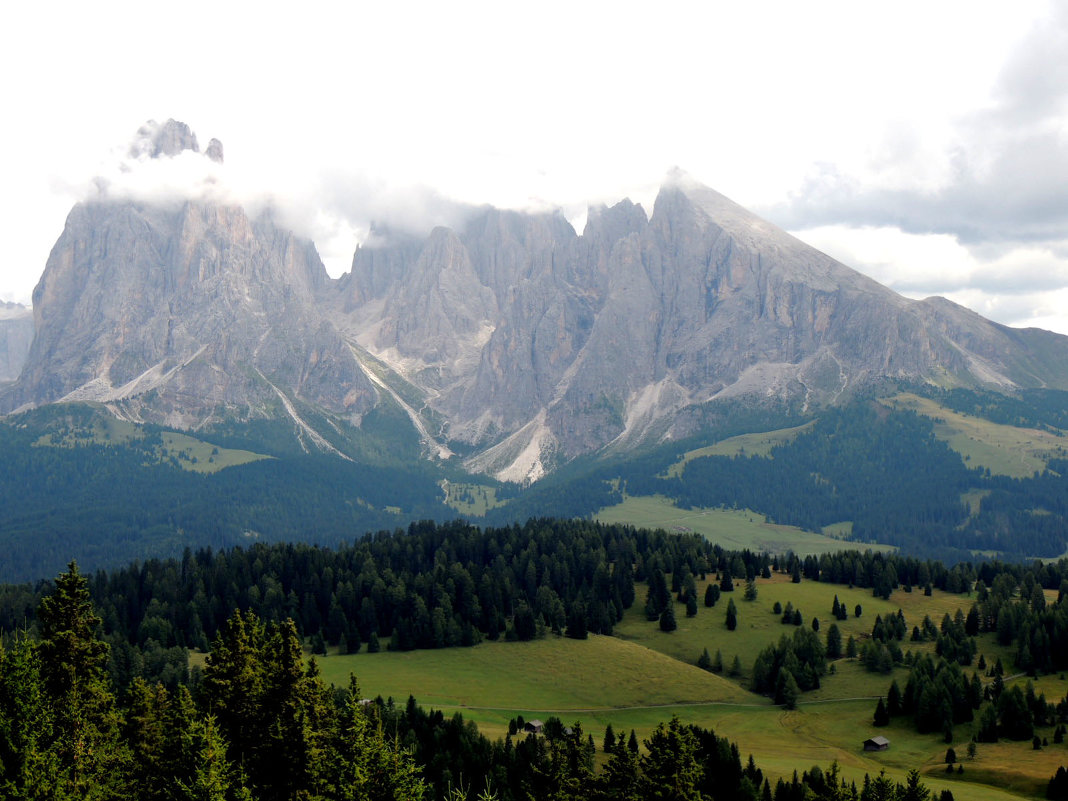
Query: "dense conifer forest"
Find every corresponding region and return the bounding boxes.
[2,555,979,801]
[3,387,1068,583]
[3,518,1035,666]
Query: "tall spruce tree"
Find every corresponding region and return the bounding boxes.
[36,561,128,799]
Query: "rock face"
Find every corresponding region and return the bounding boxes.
[129,119,202,159]
[5,123,376,432]
[8,199,376,431]
[0,302,34,383]
[331,172,1068,480]
[7,126,1068,478]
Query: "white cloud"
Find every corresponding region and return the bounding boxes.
[0,0,1064,343]
[794,224,1068,334]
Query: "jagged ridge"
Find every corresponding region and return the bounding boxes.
[6,123,1068,481]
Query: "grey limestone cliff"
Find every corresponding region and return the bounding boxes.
[7,124,1068,477]
[329,172,1068,480]
[0,302,34,383]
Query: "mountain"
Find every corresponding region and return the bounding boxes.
[5,122,1068,483]
[332,171,1068,480]
[0,301,33,382]
[5,121,377,439]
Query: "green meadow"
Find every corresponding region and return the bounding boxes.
[886,393,1068,479]
[34,414,269,473]
[664,422,816,476]
[305,572,1068,799]
[443,481,507,515]
[594,495,888,556]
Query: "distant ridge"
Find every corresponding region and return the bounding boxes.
[5,122,1068,481]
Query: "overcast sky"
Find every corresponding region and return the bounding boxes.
[3,1,1067,334]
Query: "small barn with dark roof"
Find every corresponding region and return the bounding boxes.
[863,736,890,751]
[524,720,544,734]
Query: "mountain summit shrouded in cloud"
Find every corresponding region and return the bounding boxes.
[5,122,1067,484]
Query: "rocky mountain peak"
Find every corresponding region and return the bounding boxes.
[127,119,219,161]
[6,160,1068,478]
[205,138,224,164]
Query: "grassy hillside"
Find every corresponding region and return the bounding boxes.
[305,572,1068,800]
[664,421,816,476]
[886,392,1068,478]
[594,495,884,555]
[31,410,270,473]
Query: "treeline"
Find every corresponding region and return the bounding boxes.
[0,564,426,800]
[5,519,1068,674]
[616,399,1068,560]
[2,519,679,657]
[0,563,964,801]
[874,567,1068,741]
[930,387,1068,432]
[0,406,450,583]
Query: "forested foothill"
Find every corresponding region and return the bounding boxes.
[0,404,454,583]
[1,519,1024,669]
[1,560,974,801]
[2,518,1067,797]
[3,386,1067,584]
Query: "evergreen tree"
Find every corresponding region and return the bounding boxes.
[329,676,427,800]
[826,623,842,659]
[712,649,724,674]
[566,602,589,640]
[639,716,703,799]
[726,598,739,631]
[659,603,677,633]
[36,561,128,799]
[873,697,890,727]
[0,634,62,798]
[697,648,713,672]
[595,735,642,801]
[887,679,903,716]
[744,578,758,602]
[200,609,267,771]
[976,703,999,742]
[603,723,616,753]
[175,714,251,801]
[902,769,931,801]
[776,671,800,710]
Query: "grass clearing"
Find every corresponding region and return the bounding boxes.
[155,431,269,473]
[614,573,975,690]
[595,495,886,556]
[885,393,1068,478]
[315,634,759,741]
[443,481,506,515]
[196,572,1065,799]
[664,422,816,477]
[33,417,269,473]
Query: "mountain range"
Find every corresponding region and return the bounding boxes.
[2,120,1068,580]
[3,120,1066,484]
